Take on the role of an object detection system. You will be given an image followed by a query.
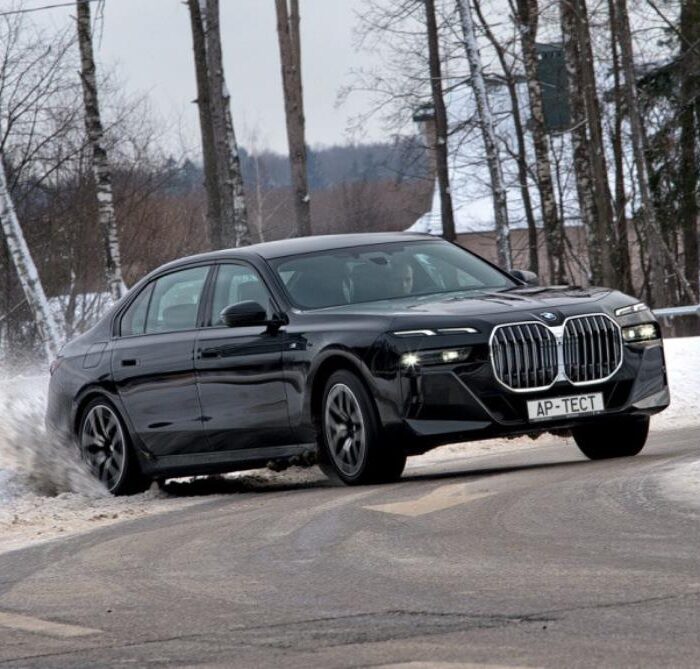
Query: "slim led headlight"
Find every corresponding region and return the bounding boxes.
[622,322,660,343]
[615,302,649,317]
[400,348,472,367]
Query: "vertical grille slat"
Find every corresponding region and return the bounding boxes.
[491,315,623,392]
[563,315,622,385]
[490,322,558,391]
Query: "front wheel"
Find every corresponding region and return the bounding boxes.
[573,415,650,460]
[79,398,150,495]
[319,370,406,485]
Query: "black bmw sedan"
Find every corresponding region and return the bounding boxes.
[46,233,669,494]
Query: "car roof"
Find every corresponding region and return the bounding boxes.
[160,232,439,271]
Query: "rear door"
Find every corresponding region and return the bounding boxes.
[194,262,292,453]
[112,265,211,457]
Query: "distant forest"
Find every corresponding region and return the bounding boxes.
[165,137,431,194]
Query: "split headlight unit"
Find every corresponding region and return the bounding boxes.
[614,303,660,343]
[393,328,477,368]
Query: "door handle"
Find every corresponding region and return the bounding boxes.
[200,348,220,359]
[121,359,138,367]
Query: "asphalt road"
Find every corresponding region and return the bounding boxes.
[1,427,699,668]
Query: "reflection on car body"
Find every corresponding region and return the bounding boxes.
[46,233,669,494]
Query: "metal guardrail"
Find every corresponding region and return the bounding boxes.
[653,305,700,318]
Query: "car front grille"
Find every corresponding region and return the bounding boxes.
[563,314,623,384]
[491,323,559,391]
[490,315,623,392]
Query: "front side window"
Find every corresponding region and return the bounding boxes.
[143,266,209,334]
[209,264,273,326]
[271,241,514,309]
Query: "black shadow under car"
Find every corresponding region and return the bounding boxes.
[46,233,670,494]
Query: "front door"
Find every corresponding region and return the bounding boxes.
[195,262,292,453]
[112,265,210,457]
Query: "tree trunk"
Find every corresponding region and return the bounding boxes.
[275,0,311,237]
[203,0,250,248]
[560,0,599,284]
[514,0,566,283]
[607,0,633,294]
[679,0,700,299]
[424,0,456,243]
[187,0,222,248]
[474,0,540,274]
[614,0,696,304]
[473,0,538,275]
[456,0,512,269]
[0,155,61,361]
[76,0,126,301]
[569,0,616,286]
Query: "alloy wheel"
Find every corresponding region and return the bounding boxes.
[81,404,126,492]
[324,383,366,478]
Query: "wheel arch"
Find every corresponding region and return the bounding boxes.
[72,387,121,437]
[309,352,377,429]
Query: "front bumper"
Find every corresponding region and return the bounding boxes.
[398,340,669,449]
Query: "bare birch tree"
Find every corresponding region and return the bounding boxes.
[613,0,696,304]
[0,154,61,360]
[512,0,566,283]
[456,0,512,270]
[202,0,249,247]
[276,0,311,237]
[187,0,249,248]
[560,0,616,286]
[424,0,456,242]
[473,0,539,275]
[76,0,126,301]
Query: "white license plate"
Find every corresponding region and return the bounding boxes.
[527,392,604,422]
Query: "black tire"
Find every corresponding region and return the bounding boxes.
[318,370,406,485]
[573,415,650,461]
[78,398,150,495]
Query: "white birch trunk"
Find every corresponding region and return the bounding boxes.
[0,156,61,361]
[456,0,511,270]
[76,0,126,302]
[515,0,566,284]
[201,0,250,248]
[221,79,250,247]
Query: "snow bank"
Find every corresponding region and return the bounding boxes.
[652,337,700,431]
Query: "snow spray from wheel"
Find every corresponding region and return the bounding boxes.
[0,371,105,499]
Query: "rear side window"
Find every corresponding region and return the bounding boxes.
[120,283,153,337]
[145,266,209,334]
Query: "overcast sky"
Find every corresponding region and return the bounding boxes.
[32,0,386,155]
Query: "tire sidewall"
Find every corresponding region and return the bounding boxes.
[320,370,379,485]
[78,397,139,495]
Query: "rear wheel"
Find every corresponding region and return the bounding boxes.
[573,415,650,460]
[319,370,406,485]
[79,399,150,495]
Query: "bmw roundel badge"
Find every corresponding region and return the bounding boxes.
[540,312,557,322]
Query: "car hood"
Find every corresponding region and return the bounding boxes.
[322,286,612,319]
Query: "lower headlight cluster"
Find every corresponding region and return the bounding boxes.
[622,322,660,343]
[400,348,471,367]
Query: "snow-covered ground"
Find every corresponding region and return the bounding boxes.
[0,337,697,554]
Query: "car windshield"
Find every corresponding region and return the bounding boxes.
[271,240,515,309]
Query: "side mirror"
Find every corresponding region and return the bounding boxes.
[510,269,540,287]
[220,301,268,328]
